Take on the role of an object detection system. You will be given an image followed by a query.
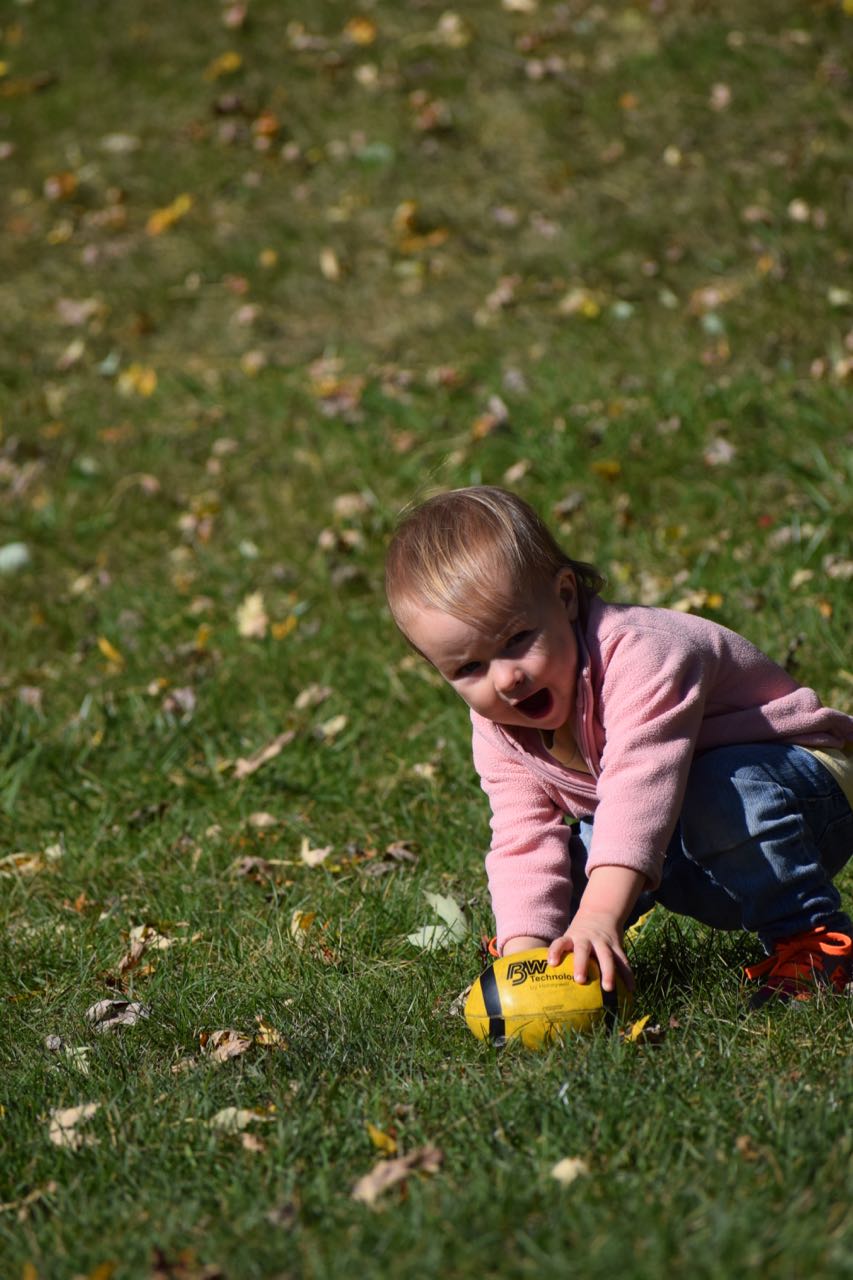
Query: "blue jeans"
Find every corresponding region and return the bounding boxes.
[570,744,853,951]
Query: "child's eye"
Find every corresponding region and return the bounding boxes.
[507,630,533,648]
[455,661,481,679]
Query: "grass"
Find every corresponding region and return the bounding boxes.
[1,0,852,1275]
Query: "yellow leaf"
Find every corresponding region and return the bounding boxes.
[624,907,656,944]
[254,1015,288,1048]
[271,615,298,640]
[145,193,193,237]
[557,287,602,318]
[116,363,157,396]
[97,636,124,666]
[626,1015,651,1042]
[344,16,378,45]
[589,460,621,480]
[366,1122,398,1155]
[290,909,317,947]
[204,50,243,80]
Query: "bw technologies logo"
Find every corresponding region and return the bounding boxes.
[506,958,549,986]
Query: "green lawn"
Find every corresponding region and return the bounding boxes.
[1,1,852,1276]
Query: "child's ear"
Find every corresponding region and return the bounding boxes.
[556,568,578,619]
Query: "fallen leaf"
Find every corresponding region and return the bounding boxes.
[146,193,193,237]
[204,1029,253,1063]
[96,636,124,667]
[352,1145,443,1206]
[0,844,63,877]
[366,1123,398,1156]
[118,924,175,975]
[236,591,268,639]
[85,1000,150,1033]
[205,51,243,80]
[116,363,157,397]
[319,247,342,281]
[316,713,348,741]
[344,16,378,44]
[247,812,279,830]
[407,891,467,950]
[241,1132,267,1153]
[703,436,736,466]
[290,909,317,948]
[233,730,295,779]
[254,1015,288,1048]
[294,683,332,710]
[232,854,290,882]
[209,1107,267,1134]
[551,1156,590,1186]
[558,286,602,318]
[299,837,333,868]
[589,460,621,480]
[48,1103,100,1150]
[624,1015,651,1043]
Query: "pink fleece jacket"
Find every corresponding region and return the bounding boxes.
[471,598,853,952]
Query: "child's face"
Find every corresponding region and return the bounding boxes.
[401,569,580,731]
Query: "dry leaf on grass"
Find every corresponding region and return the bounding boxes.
[315,713,347,742]
[235,591,268,639]
[299,837,333,868]
[233,730,296,779]
[289,909,317,948]
[551,1156,590,1186]
[0,843,63,877]
[202,1029,253,1063]
[294,683,332,710]
[407,892,468,950]
[209,1107,270,1134]
[247,812,279,830]
[351,1145,443,1207]
[118,924,175,975]
[232,854,290,882]
[366,1123,398,1156]
[85,1000,150,1033]
[254,1015,288,1049]
[48,1103,100,1150]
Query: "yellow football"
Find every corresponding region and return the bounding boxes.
[464,947,631,1049]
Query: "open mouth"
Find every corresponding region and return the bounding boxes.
[515,687,553,719]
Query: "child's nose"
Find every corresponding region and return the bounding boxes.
[493,661,525,695]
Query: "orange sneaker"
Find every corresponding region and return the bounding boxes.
[745,926,853,1008]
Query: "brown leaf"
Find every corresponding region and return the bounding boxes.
[204,1029,253,1063]
[85,1000,150,1033]
[352,1145,443,1206]
[233,730,295,780]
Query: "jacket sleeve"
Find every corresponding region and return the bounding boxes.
[585,623,713,886]
[472,724,575,953]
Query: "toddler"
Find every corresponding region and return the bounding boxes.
[385,486,853,1007]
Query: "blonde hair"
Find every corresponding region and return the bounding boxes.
[385,486,604,636]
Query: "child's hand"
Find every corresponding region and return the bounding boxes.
[547,910,635,993]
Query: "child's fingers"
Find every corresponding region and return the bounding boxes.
[547,934,573,967]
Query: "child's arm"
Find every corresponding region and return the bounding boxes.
[546,865,647,991]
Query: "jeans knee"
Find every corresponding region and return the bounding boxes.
[680,749,795,860]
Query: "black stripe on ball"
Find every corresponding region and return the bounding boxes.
[480,965,506,1046]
